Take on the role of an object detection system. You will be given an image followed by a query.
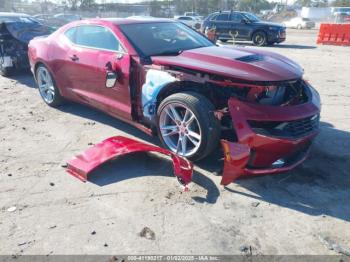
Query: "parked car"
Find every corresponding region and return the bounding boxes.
[33,14,68,29]
[202,11,286,46]
[54,13,81,23]
[174,16,201,29]
[283,17,315,29]
[0,12,41,23]
[28,18,320,183]
[334,12,350,23]
[0,12,52,76]
[184,12,199,17]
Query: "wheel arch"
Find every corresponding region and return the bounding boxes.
[34,60,53,80]
[156,81,209,106]
[251,29,267,41]
[33,60,64,95]
[141,68,212,123]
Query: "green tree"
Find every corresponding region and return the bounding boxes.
[236,0,271,13]
[150,0,164,17]
[294,0,312,7]
[80,0,95,8]
[67,0,79,10]
[332,0,350,6]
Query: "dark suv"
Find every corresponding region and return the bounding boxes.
[202,11,286,46]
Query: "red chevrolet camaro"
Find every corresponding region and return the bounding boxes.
[28,18,321,184]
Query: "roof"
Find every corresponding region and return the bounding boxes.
[99,17,174,25]
[0,12,30,17]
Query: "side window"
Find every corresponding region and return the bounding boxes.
[216,13,229,21]
[231,13,243,22]
[75,25,121,51]
[64,27,76,42]
[210,14,218,21]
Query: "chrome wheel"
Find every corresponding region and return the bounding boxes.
[159,103,202,157]
[37,66,55,104]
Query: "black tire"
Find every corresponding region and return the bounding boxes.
[0,64,14,77]
[35,64,64,107]
[157,92,221,161]
[252,31,267,46]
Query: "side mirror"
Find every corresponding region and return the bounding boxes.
[242,18,249,24]
[106,71,117,88]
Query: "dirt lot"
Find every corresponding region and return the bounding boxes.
[1,29,350,256]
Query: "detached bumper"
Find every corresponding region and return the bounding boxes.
[220,86,321,185]
[66,136,193,187]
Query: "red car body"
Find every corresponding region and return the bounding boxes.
[28,18,321,185]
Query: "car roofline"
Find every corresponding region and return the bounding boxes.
[100,17,175,25]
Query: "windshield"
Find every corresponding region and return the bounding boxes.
[242,13,260,22]
[119,22,214,57]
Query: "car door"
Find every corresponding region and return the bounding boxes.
[229,13,250,40]
[212,12,231,39]
[65,25,132,120]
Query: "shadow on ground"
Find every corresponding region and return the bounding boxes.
[87,152,220,204]
[6,70,35,87]
[224,122,350,222]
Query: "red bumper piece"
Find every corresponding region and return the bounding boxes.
[220,140,250,185]
[66,136,193,186]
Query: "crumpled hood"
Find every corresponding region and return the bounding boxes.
[0,22,52,43]
[151,46,303,82]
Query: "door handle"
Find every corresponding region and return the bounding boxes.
[70,55,79,62]
[105,61,112,71]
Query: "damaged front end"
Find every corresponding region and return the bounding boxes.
[137,62,320,185]
[217,79,321,185]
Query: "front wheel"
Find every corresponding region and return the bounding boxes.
[252,31,267,46]
[157,92,221,161]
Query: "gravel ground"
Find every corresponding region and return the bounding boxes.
[0,29,350,256]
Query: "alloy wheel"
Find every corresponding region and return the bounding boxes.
[37,66,55,104]
[159,103,202,157]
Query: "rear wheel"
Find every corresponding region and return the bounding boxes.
[252,31,267,46]
[36,64,64,107]
[297,24,302,29]
[157,92,221,161]
[0,63,14,77]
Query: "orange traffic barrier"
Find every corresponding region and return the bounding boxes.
[317,23,350,46]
